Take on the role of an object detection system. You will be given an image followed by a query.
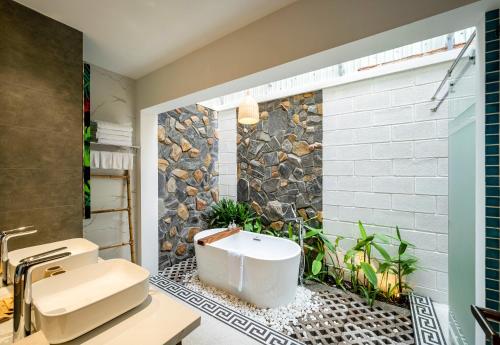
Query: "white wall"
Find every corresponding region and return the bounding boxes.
[194,58,467,303]
[322,60,468,303]
[83,64,137,260]
[217,109,238,200]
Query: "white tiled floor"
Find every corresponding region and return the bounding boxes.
[183,312,261,345]
[152,286,260,345]
[433,302,450,344]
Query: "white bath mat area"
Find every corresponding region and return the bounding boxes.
[183,271,323,335]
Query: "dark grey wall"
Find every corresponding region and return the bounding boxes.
[0,0,83,248]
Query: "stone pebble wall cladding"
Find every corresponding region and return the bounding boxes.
[157,105,219,270]
[237,91,323,230]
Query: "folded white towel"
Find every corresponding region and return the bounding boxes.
[99,151,113,169]
[90,151,100,169]
[227,250,244,292]
[95,120,133,132]
[98,138,133,147]
[96,132,133,142]
[96,128,133,138]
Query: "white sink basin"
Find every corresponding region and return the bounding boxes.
[31,259,150,344]
[8,238,98,284]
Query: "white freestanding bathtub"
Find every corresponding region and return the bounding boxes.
[194,228,301,308]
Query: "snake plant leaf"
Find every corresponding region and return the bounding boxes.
[320,234,335,252]
[372,242,391,262]
[312,252,324,275]
[360,262,378,287]
[344,248,357,262]
[335,236,344,246]
[398,242,408,256]
[374,233,390,243]
[305,229,321,239]
[353,236,374,250]
[358,221,367,239]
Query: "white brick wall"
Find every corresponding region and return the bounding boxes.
[217,109,237,200]
[323,61,453,303]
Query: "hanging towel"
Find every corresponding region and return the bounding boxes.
[99,151,113,169]
[92,151,133,170]
[112,152,123,169]
[227,250,244,292]
[94,120,133,132]
[122,152,134,170]
[90,151,100,169]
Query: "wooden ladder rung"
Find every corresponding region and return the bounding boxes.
[91,207,129,214]
[100,241,133,250]
[89,170,136,263]
[91,174,127,180]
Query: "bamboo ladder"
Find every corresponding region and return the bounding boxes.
[91,170,136,263]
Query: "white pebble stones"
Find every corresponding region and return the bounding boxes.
[184,271,323,335]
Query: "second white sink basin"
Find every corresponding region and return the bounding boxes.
[8,238,99,284]
[31,258,150,344]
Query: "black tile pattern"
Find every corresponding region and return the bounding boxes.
[155,258,455,345]
[150,274,304,345]
[410,294,446,345]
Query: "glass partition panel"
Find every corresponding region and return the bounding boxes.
[448,38,477,345]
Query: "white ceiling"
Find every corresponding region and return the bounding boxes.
[16,0,296,79]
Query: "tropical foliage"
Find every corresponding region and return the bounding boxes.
[203,198,255,228]
[205,200,418,307]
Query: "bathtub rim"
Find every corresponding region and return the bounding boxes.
[194,228,302,262]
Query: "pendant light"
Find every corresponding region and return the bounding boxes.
[237,92,259,125]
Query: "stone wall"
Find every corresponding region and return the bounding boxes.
[237,91,323,230]
[158,105,218,270]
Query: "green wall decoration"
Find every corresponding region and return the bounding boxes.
[83,63,91,218]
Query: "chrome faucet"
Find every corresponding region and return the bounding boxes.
[0,226,37,285]
[283,204,305,231]
[284,205,306,285]
[13,247,70,341]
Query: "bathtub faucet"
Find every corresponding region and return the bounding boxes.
[284,204,305,235]
[284,205,306,285]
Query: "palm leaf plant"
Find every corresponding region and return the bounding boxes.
[359,262,379,307]
[378,226,418,300]
[300,222,344,289]
[344,221,391,306]
[203,198,255,228]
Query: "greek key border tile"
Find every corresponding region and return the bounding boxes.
[150,275,304,345]
[410,293,447,345]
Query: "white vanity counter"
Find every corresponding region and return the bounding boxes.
[0,285,200,345]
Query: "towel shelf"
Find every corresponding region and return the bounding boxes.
[90,142,140,150]
[91,174,127,180]
[90,171,136,263]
